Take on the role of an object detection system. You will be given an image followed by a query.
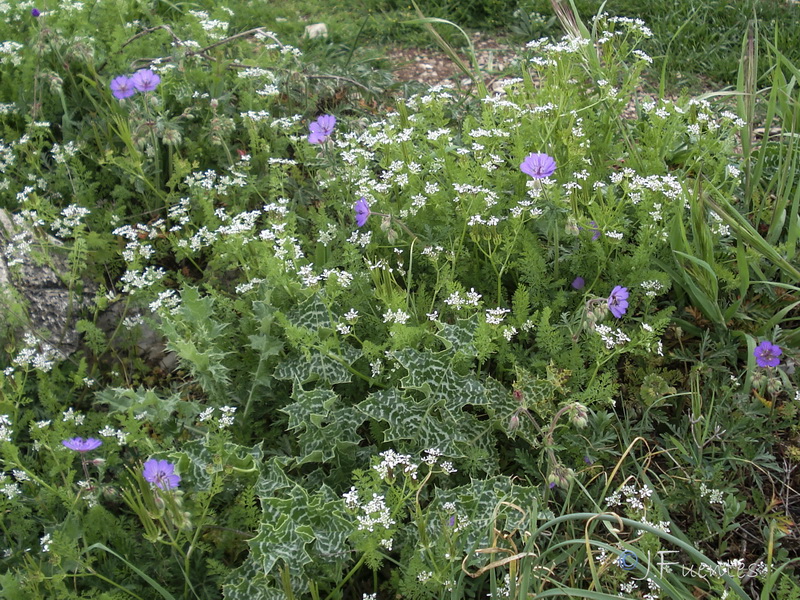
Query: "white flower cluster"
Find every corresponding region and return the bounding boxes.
[725,164,741,180]
[98,425,129,446]
[485,308,510,325]
[637,518,671,535]
[120,267,166,293]
[487,573,512,599]
[373,449,418,480]
[699,483,725,506]
[0,472,21,500]
[62,407,86,425]
[605,15,653,37]
[355,493,395,533]
[184,168,247,196]
[595,325,630,349]
[605,484,653,511]
[2,227,34,267]
[51,204,91,238]
[444,288,482,310]
[640,280,665,298]
[13,333,61,372]
[187,10,228,40]
[149,289,181,315]
[51,141,78,165]
[219,406,236,428]
[0,41,24,66]
[296,266,354,289]
[0,414,12,443]
[708,211,730,237]
[382,309,410,325]
[426,449,456,474]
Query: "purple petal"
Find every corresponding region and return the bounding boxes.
[62,437,102,452]
[110,76,135,100]
[131,69,160,93]
[354,198,370,227]
[520,153,556,179]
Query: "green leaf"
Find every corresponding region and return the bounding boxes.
[223,556,285,600]
[170,440,261,491]
[357,388,484,457]
[84,543,177,600]
[281,385,365,464]
[433,477,539,553]
[281,388,339,431]
[274,346,361,385]
[393,347,487,413]
[250,467,351,579]
[285,292,332,332]
[434,315,479,356]
[95,387,196,424]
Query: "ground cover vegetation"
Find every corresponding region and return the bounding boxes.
[1,0,799,598]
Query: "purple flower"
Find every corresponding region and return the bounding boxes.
[62,437,102,452]
[754,341,782,368]
[31,8,41,17]
[520,152,556,179]
[130,69,160,93]
[354,197,370,227]
[571,276,585,290]
[110,75,135,99]
[143,458,181,490]
[308,114,336,144]
[607,286,629,319]
[448,515,456,527]
[578,221,601,240]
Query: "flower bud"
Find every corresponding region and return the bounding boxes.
[508,413,520,432]
[569,402,588,428]
[766,375,782,397]
[162,127,182,146]
[547,465,575,490]
[565,216,580,236]
[751,370,765,389]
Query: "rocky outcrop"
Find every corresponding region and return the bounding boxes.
[0,208,94,358]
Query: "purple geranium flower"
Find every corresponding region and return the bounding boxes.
[62,437,102,452]
[354,197,370,227]
[607,285,629,319]
[571,276,585,290]
[520,152,556,179]
[308,114,336,144]
[130,69,160,93]
[110,75,135,99]
[143,458,181,490]
[754,341,782,368]
[31,8,41,17]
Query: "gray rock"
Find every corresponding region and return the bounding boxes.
[303,23,328,39]
[0,208,176,371]
[0,208,94,357]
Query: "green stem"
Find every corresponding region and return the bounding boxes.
[323,553,367,600]
[78,565,147,600]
